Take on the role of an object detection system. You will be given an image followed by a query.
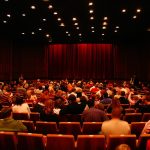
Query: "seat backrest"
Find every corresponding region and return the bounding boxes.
[131,122,146,138]
[107,134,136,150]
[142,113,150,122]
[125,108,135,113]
[46,134,75,150]
[59,122,81,135]
[77,135,106,150]
[30,112,40,122]
[0,131,17,150]
[36,121,58,134]
[22,120,35,133]
[13,113,29,120]
[17,133,45,150]
[138,134,150,150]
[82,122,102,134]
[123,113,142,123]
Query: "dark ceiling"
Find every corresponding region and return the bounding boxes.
[0,0,150,44]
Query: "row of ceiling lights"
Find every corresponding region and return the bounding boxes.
[1,0,143,42]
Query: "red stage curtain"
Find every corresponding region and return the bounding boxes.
[47,44,117,80]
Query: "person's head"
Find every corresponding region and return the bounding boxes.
[87,99,95,108]
[115,144,131,150]
[103,92,108,98]
[14,94,24,105]
[121,91,125,96]
[68,94,76,103]
[44,99,54,114]
[0,107,12,119]
[112,97,121,108]
[111,106,122,119]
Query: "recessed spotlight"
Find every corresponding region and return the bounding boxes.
[4,0,9,2]
[72,17,77,21]
[46,34,50,37]
[3,20,7,23]
[76,27,79,30]
[133,15,137,19]
[48,5,53,9]
[79,33,82,36]
[57,18,61,21]
[103,22,107,26]
[92,30,95,32]
[67,34,71,36]
[116,26,119,29]
[91,26,94,29]
[53,12,58,15]
[66,31,69,34]
[114,30,118,32]
[136,9,141,13]
[42,18,46,21]
[21,32,25,35]
[90,16,94,20]
[102,26,106,29]
[89,2,93,6]
[74,22,78,26]
[38,28,42,31]
[31,5,36,9]
[104,17,108,20]
[31,32,35,35]
[102,33,105,36]
[48,39,52,43]
[7,14,11,18]
[22,13,26,17]
[122,9,126,13]
[60,23,65,26]
[89,10,94,14]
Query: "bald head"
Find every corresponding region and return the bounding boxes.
[112,107,122,118]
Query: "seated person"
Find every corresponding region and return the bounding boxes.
[141,120,150,134]
[0,107,27,132]
[101,107,130,140]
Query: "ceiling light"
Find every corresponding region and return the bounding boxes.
[38,28,42,31]
[31,32,35,35]
[57,18,61,21]
[89,10,94,14]
[114,30,118,32]
[46,34,50,37]
[136,9,141,13]
[91,26,94,29]
[53,12,58,15]
[103,22,107,26]
[43,0,49,1]
[60,23,65,26]
[48,5,53,9]
[67,34,71,36]
[104,17,108,20]
[89,2,93,6]
[133,15,137,19]
[79,33,82,36]
[3,20,7,23]
[72,17,77,21]
[7,14,11,18]
[22,13,26,17]
[76,27,79,30]
[122,9,126,13]
[102,33,105,36]
[90,16,94,20]
[4,0,9,1]
[31,5,36,9]
[74,22,78,26]
[66,31,69,34]
[92,30,95,33]
[116,26,119,29]
[42,18,46,21]
[147,28,150,32]
[21,32,25,35]
[102,26,106,29]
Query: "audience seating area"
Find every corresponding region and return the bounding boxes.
[0,131,150,150]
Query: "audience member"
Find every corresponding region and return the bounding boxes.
[0,107,27,132]
[82,99,108,122]
[101,107,130,138]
